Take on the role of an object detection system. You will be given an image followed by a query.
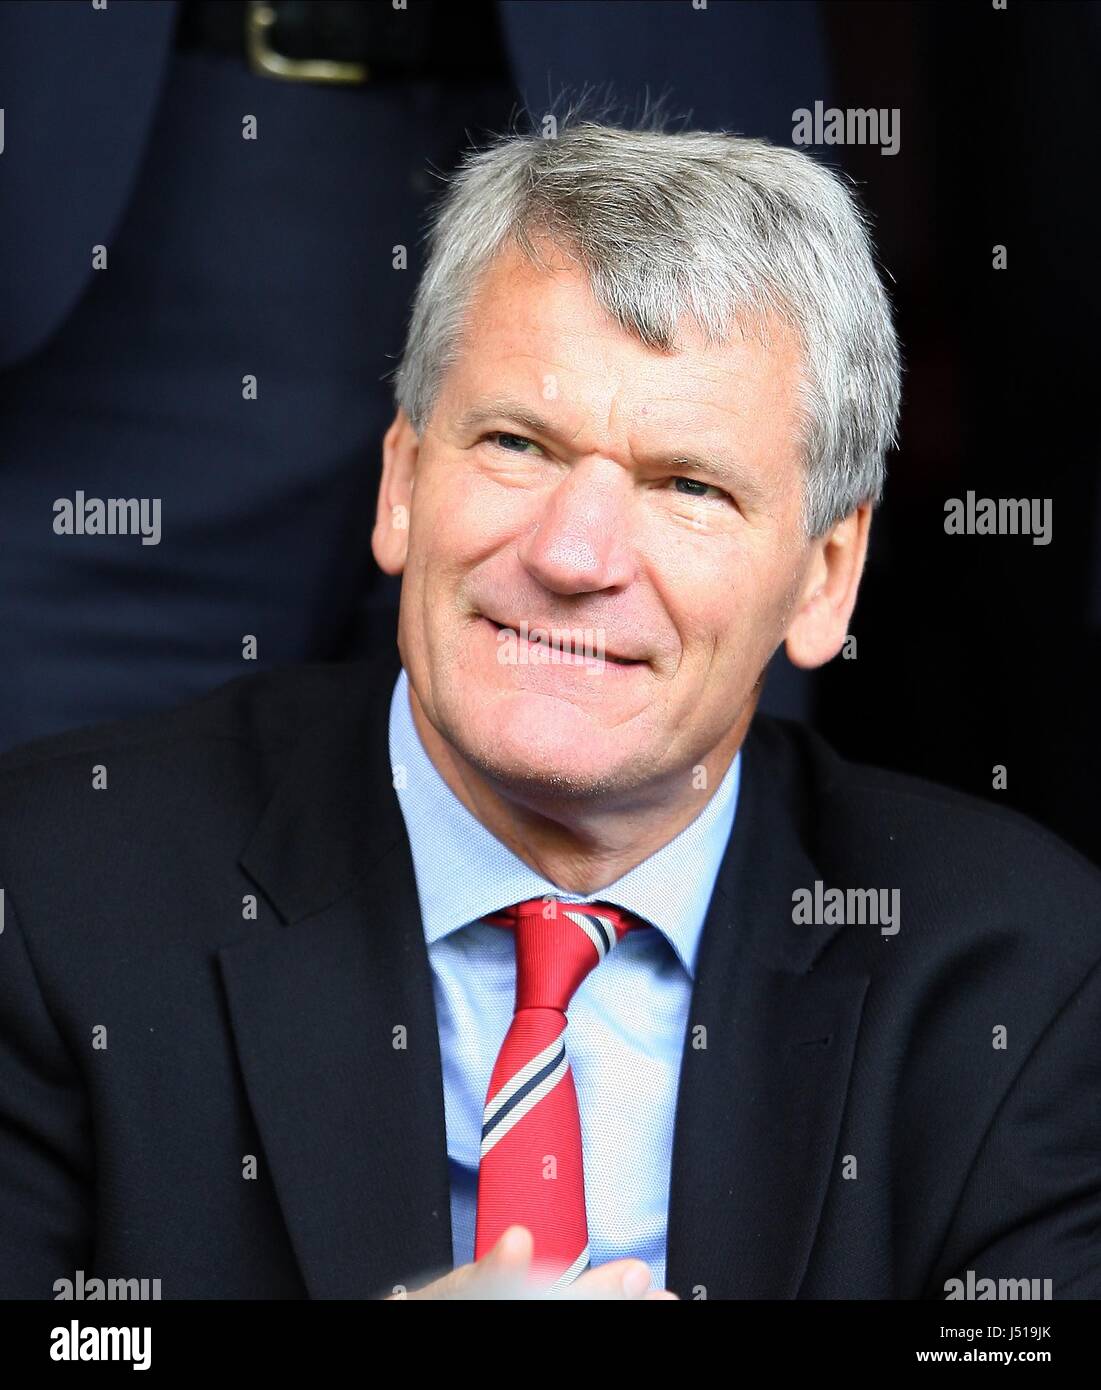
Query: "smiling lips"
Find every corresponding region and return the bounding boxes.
[483,616,645,666]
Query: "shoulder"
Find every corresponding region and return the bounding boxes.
[0,658,390,860]
[748,714,1101,953]
[0,660,370,775]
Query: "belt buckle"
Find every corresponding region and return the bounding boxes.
[246,1,370,85]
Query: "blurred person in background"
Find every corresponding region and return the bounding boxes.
[0,0,827,750]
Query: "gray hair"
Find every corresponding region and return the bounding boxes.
[393,118,901,537]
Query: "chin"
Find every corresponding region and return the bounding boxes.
[468,748,625,802]
[449,704,645,802]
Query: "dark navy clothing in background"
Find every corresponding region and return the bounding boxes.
[0,1,830,748]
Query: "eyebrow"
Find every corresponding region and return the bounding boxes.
[454,395,769,504]
[455,397,560,439]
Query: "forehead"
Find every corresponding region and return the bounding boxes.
[436,237,804,445]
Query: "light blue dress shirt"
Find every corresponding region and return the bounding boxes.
[388,666,741,1289]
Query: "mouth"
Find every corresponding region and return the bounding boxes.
[481,616,646,667]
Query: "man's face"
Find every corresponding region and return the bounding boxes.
[376,239,842,810]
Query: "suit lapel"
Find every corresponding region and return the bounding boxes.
[665,718,870,1300]
[219,632,868,1300]
[220,641,454,1298]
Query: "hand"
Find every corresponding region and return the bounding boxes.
[386,1225,679,1300]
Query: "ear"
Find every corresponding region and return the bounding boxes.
[371,409,419,577]
[784,502,872,669]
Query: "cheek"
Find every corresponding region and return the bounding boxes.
[661,538,797,664]
[650,530,753,625]
[414,466,520,562]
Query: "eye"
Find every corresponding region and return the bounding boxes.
[485,431,543,455]
[670,476,731,502]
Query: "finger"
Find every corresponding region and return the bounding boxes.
[389,1226,537,1300]
[443,1226,539,1300]
[466,1225,537,1299]
[485,1224,534,1274]
[554,1257,655,1301]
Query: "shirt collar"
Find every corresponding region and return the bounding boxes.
[388,666,740,979]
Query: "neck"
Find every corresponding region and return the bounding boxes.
[406,681,749,896]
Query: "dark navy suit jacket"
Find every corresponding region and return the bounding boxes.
[0,627,1098,1299]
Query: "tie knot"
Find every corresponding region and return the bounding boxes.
[484,897,642,1013]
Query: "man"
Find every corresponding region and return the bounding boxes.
[0,120,1098,1302]
[0,0,828,752]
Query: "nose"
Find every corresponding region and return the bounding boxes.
[515,459,637,595]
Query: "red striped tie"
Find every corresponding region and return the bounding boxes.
[473,897,641,1292]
